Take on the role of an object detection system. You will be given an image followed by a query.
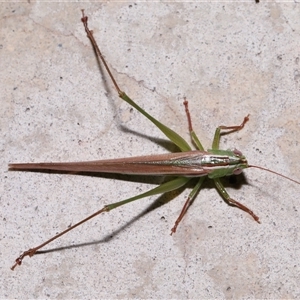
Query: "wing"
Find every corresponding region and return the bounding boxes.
[9,150,211,177]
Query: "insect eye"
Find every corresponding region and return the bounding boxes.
[233,148,243,157]
[233,168,243,175]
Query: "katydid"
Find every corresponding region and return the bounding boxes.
[9,11,300,270]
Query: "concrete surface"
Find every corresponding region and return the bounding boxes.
[1,2,300,299]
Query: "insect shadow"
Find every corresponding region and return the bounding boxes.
[26,167,249,258]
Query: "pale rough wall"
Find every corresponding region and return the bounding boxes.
[1,2,299,299]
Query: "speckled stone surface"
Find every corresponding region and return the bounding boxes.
[1,2,300,298]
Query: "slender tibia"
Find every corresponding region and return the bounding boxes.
[183,99,205,151]
[170,196,191,235]
[212,115,250,150]
[183,98,193,132]
[11,206,109,270]
[214,178,260,223]
[218,114,250,134]
[226,197,260,223]
[171,177,205,234]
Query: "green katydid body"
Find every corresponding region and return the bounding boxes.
[9,149,248,177]
[9,11,299,270]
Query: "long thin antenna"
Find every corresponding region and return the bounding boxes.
[248,165,300,185]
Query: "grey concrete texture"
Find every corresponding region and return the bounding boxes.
[1,2,300,299]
